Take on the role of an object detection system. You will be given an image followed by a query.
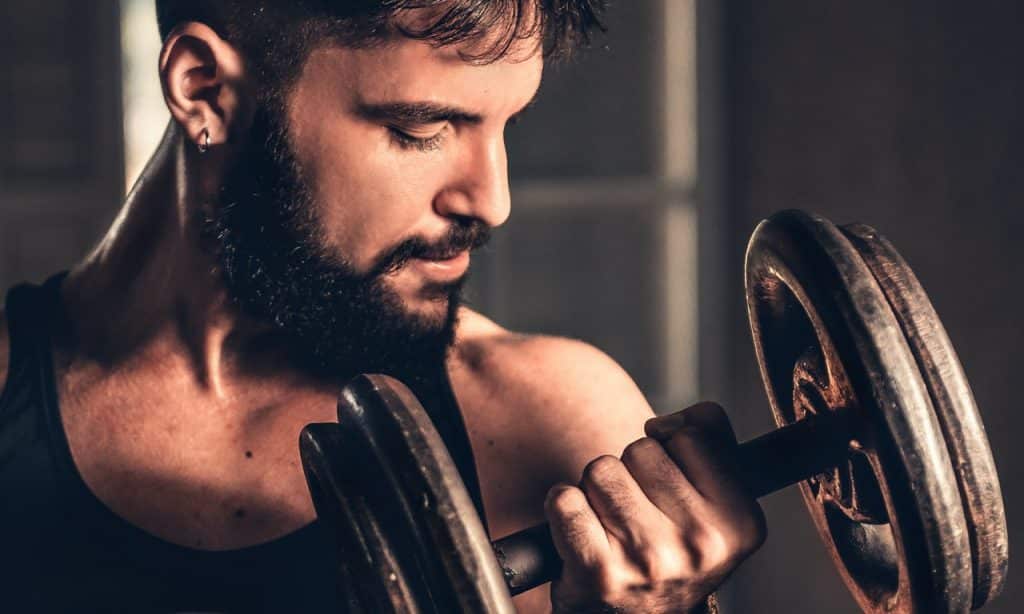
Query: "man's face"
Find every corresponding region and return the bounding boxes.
[209,34,543,379]
[285,37,543,319]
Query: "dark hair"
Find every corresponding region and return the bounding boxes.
[156,1,605,94]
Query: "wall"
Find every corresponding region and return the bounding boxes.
[720,2,1023,612]
[486,0,702,411]
[4,1,1018,611]
[0,0,123,289]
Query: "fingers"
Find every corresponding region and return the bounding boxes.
[645,402,765,556]
[620,437,702,524]
[645,401,737,446]
[544,483,610,570]
[577,455,674,552]
[548,456,693,595]
[545,413,767,613]
[644,403,744,504]
[652,425,767,565]
[546,454,691,572]
[548,427,765,614]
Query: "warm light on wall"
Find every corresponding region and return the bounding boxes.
[120,0,169,193]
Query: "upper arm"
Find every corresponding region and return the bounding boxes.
[451,329,656,533]
[450,316,657,613]
[497,335,656,476]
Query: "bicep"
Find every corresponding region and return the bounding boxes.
[530,338,656,476]
[467,335,655,538]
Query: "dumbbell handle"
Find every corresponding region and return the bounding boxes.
[491,409,854,596]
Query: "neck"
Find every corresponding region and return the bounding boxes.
[61,122,289,398]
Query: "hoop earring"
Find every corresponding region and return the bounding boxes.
[198,129,211,154]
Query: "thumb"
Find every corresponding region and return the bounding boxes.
[644,401,738,446]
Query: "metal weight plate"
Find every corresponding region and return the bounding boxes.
[841,223,1008,609]
[745,210,973,613]
[300,374,514,614]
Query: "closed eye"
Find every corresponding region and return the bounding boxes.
[388,126,446,152]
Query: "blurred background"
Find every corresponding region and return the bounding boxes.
[1,1,1021,612]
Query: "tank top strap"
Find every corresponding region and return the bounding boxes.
[435,362,488,526]
[402,360,489,532]
[1,273,66,406]
[1,274,489,533]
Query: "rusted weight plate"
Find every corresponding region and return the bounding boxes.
[300,374,514,614]
[745,210,973,613]
[841,223,1008,609]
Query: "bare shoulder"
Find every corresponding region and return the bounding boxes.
[449,309,654,526]
[452,309,653,426]
[0,309,9,395]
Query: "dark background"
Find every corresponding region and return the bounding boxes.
[1,1,1020,612]
[717,2,1022,612]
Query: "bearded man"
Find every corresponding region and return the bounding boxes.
[0,1,764,612]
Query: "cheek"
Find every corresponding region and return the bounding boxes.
[298,124,445,269]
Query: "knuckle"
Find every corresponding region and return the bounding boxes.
[701,527,734,567]
[582,454,624,486]
[677,527,718,571]
[695,511,766,568]
[594,565,625,595]
[720,504,767,556]
[544,484,586,517]
[621,437,662,465]
[681,536,705,575]
[667,426,703,450]
[693,401,727,418]
[636,540,687,581]
[691,402,736,443]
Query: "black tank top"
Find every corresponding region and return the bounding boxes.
[0,274,486,612]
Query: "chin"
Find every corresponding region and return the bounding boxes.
[386,268,463,311]
[403,290,456,326]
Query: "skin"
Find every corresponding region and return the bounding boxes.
[0,16,765,614]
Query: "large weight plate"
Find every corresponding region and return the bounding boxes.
[745,210,973,613]
[841,223,1008,608]
[300,374,514,614]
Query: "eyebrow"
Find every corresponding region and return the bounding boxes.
[355,91,539,127]
[356,101,483,126]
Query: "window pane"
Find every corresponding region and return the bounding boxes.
[505,2,662,181]
[121,0,168,191]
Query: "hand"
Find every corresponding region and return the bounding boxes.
[543,402,765,613]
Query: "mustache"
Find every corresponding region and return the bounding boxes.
[373,220,491,275]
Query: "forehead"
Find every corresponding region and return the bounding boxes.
[297,36,544,113]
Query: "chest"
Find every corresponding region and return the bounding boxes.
[51,356,534,557]
[56,369,340,551]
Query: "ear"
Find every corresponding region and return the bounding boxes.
[159,22,252,152]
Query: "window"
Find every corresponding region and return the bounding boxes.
[121,0,167,191]
[476,1,700,410]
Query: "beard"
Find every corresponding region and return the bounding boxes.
[202,104,490,382]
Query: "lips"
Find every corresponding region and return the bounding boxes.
[410,250,470,281]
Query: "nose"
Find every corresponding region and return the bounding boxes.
[433,134,511,228]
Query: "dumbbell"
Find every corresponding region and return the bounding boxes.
[300,210,1007,614]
